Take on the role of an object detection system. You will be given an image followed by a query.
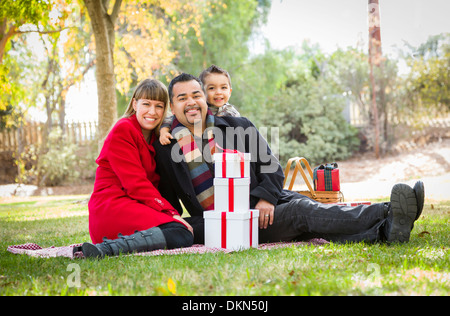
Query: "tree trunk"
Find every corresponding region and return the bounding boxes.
[83,0,122,141]
[368,0,382,158]
[0,18,17,64]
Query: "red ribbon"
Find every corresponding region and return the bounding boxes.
[228,178,234,212]
[216,144,245,178]
[220,211,254,249]
[221,212,227,248]
[249,211,253,247]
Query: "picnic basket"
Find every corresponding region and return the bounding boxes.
[283,157,343,204]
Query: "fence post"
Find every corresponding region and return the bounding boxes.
[0,120,98,153]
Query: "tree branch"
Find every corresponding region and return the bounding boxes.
[0,17,7,35]
[110,0,123,24]
[0,22,18,63]
[62,58,96,92]
[16,26,74,35]
[100,0,109,16]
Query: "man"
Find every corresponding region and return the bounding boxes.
[154,73,425,245]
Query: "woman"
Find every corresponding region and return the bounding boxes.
[82,79,193,258]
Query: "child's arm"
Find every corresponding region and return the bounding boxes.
[216,103,241,117]
[159,126,173,145]
[159,115,174,145]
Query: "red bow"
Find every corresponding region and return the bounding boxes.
[215,144,245,178]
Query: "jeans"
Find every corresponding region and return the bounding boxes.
[259,194,388,243]
[186,193,389,244]
[159,222,194,249]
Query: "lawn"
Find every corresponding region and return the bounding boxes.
[0,196,449,296]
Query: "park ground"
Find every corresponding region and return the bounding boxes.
[0,140,449,296]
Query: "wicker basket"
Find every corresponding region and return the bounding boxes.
[283,157,343,204]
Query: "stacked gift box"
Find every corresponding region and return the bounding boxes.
[204,151,259,250]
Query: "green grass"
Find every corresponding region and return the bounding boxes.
[0,196,449,296]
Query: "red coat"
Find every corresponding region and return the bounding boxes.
[88,114,181,244]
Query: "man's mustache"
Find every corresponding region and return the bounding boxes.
[184,106,201,113]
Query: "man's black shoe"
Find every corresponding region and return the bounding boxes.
[385,184,418,243]
[413,180,424,220]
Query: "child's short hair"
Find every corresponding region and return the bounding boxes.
[199,65,232,88]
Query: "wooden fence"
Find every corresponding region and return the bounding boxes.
[0,121,98,153]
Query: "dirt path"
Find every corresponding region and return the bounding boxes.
[289,139,450,201]
[338,139,450,183]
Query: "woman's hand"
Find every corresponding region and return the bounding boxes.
[173,215,194,235]
[255,199,275,229]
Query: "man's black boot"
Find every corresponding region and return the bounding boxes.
[413,180,424,220]
[384,183,418,243]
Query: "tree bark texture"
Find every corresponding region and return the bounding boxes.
[83,0,122,141]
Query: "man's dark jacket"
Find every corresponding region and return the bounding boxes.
[153,116,298,217]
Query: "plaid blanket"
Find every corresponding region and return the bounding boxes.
[7,239,329,259]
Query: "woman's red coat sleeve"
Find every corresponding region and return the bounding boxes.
[106,120,178,216]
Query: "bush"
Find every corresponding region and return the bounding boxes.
[259,76,360,166]
[14,144,38,185]
[38,127,80,186]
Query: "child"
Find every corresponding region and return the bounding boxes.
[159,65,240,145]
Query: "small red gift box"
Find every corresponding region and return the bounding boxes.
[313,163,340,191]
[335,201,372,206]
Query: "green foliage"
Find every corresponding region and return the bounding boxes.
[0,64,11,113]
[328,47,371,118]
[14,143,38,185]
[0,0,51,27]
[173,0,271,77]
[38,128,80,187]
[266,78,359,165]
[231,48,292,123]
[0,0,79,130]
[239,46,360,165]
[12,125,98,186]
[405,33,450,112]
[0,52,28,127]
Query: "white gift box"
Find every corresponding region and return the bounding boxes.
[214,152,251,178]
[214,177,250,212]
[204,210,259,250]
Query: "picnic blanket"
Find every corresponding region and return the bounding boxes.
[7,239,329,259]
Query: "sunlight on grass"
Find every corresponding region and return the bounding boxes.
[0,197,449,296]
[2,208,88,222]
[0,198,88,222]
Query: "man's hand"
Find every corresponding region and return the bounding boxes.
[255,198,275,229]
